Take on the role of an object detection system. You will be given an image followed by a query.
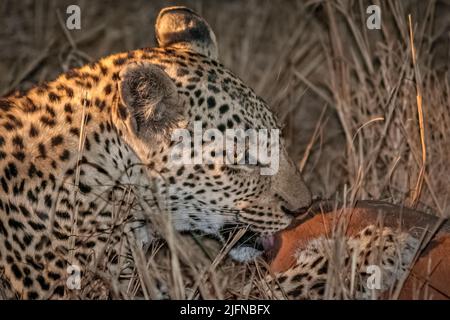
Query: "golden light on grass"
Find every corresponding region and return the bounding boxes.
[408,14,427,208]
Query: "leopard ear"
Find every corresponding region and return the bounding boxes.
[155,6,218,60]
[118,62,183,140]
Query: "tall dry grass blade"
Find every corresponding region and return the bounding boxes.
[408,15,427,208]
[68,93,89,264]
[299,104,327,172]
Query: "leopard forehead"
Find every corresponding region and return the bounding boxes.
[143,48,280,132]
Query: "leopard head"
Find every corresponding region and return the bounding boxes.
[113,7,312,259]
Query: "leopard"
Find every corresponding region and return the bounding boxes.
[0,6,312,299]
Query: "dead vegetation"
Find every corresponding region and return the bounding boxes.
[0,0,449,299]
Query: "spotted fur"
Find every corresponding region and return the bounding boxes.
[0,7,311,299]
[259,226,419,300]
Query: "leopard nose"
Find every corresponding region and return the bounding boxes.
[281,205,309,218]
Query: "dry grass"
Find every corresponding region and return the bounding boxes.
[0,0,449,299]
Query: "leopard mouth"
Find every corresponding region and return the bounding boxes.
[229,232,276,257]
[215,223,282,263]
[217,225,273,251]
[226,233,277,263]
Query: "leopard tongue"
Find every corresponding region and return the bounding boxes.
[259,235,275,251]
